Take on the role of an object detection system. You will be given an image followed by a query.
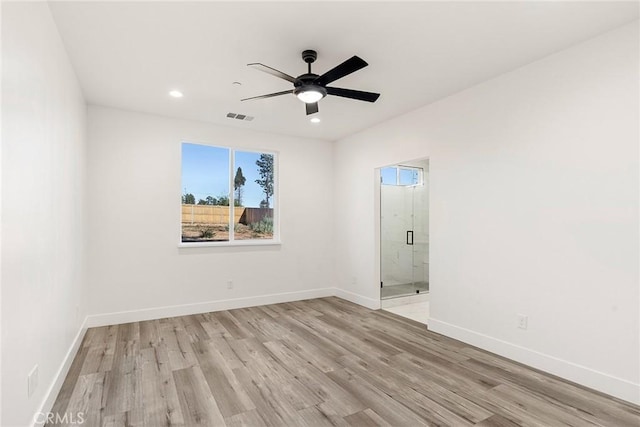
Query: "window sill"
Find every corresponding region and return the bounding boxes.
[179,239,281,248]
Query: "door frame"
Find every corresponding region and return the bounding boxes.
[376,158,429,302]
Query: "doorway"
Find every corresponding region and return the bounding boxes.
[379,160,429,301]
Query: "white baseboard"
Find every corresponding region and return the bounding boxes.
[86,287,335,328]
[428,317,640,406]
[32,317,88,427]
[333,288,380,310]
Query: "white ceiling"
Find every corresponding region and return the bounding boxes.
[49,1,638,141]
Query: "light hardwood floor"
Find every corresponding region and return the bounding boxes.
[48,297,640,426]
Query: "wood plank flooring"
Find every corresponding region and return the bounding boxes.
[48,297,640,426]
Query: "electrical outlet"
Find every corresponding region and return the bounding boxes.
[227,280,233,289]
[28,365,39,397]
[517,314,528,330]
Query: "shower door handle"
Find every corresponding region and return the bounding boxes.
[406,230,414,245]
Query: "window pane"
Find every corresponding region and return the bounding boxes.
[399,168,419,186]
[181,143,230,242]
[381,167,397,185]
[233,151,274,240]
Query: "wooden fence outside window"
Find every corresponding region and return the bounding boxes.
[181,205,272,225]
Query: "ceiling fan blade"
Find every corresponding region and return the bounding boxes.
[326,87,380,102]
[248,63,297,83]
[241,90,293,102]
[306,102,319,115]
[314,56,368,86]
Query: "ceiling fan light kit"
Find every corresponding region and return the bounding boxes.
[242,49,380,115]
[295,85,326,103]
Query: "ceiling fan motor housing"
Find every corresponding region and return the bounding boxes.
[295,74,319,85]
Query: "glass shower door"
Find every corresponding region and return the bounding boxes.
[380,164,428,300]
[380,184,414,299]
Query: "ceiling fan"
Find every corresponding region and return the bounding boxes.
[241,50,380,115]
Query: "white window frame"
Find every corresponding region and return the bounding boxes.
[381,165,424,187]
[179,141,280,247]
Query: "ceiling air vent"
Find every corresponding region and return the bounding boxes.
[226,112,254,121]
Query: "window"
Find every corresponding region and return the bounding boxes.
[381,166,423,186]
[181,142,277,244]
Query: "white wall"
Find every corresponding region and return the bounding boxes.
[0,2,4,424]
[1,3,88,426]
[86,106,334,323]
[334,21,639,404]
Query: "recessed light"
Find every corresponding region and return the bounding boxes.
[310,117,321,124]
[169,90,183,98]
